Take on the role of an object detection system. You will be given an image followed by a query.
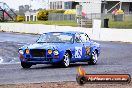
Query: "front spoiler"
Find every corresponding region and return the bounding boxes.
[20,57,62,64]
[25,61,52,64]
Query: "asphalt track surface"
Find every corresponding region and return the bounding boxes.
[0,32,132,84]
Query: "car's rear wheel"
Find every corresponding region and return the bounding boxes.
[21,62,32,68]
[88,51,98,65]
[62,53,70,67]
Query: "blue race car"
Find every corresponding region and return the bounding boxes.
[18,31,100,68]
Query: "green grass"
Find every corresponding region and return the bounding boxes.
[104,14,132,29]
[109,21,132,29]
[1,19,132,29]
[24,20,78,27]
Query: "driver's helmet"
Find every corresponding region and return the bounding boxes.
[75,35,81,43]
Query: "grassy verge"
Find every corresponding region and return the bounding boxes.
[109,21,132,29]
[1,20,132,29]
[25,20,132,29]
[24,20,78,27]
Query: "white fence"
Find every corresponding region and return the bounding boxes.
[0,23,132,42]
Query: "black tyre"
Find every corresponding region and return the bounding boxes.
[21,62,32,68]
[88,51,98,65]
[62,53,70,67]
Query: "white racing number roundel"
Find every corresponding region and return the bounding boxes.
[75,47,82,58]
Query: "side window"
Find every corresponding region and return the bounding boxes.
[75,34,81,43]
[80,33,90,43]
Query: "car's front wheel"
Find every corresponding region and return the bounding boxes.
[21,62,32,68]
[88,51,98,65]
[62,53,70,67]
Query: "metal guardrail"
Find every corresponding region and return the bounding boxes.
[48,12,132,21]
[48,13,75,21]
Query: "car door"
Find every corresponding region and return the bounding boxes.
[79,33,91,60]
[74,33,86,61]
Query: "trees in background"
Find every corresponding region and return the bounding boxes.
[37,10,65,21]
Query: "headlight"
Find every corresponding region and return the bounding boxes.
[48,49,52,54]
[53,50,59,55]
[26,49,30,54]
[19,50,24,55]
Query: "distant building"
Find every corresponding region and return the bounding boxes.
[24,5,30,12]
[48,0,132,14]
[49,0,79,10]
[25,11,38,21]
[103,0,132,13]
[19,5,30,16]
[19,5,25,15]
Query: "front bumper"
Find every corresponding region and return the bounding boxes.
[19,55,63,64]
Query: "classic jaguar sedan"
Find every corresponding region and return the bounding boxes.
[18,31,100,68]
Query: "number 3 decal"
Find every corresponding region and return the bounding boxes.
[75,47,82,58]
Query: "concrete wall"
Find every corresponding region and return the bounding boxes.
[0,23,92,35]
[0,23,132,43]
